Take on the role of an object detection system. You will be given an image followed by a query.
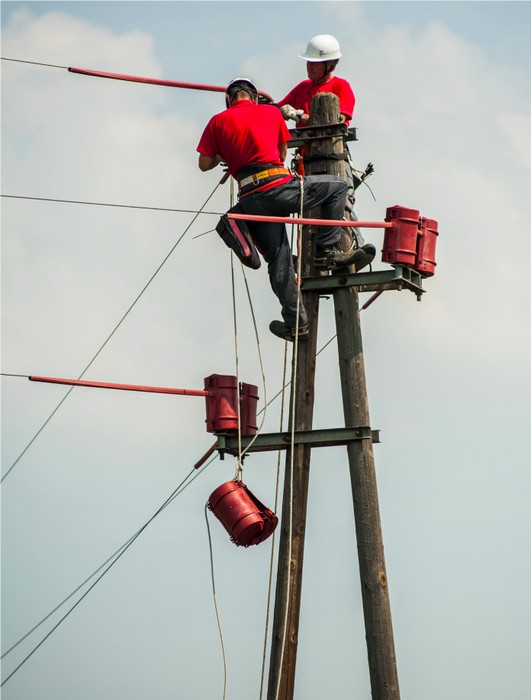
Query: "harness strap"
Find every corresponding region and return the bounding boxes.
[238,167,290,189]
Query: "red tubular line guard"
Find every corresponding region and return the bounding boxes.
[28,376,210,397]
[227,213,394,228]
[67,67,274,103]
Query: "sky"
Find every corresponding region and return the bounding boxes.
[1,1,531,698]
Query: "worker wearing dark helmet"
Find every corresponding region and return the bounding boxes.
[197,77,368,342]
[278,35,376,272]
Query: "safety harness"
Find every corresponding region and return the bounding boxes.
[238,166,291,198]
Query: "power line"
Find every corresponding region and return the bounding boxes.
[1,193,222,216]
[1,181,223,483]
[1,459,213,685]
[1,56,67,69]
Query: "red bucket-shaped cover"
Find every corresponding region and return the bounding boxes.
[415,217,439,277]
[382,205,420,267]
[208,480,278,547]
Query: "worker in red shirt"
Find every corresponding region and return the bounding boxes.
[197,78,368,342]
[278,35,376,272]
[278,34,354,127]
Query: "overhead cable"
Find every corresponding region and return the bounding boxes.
[1,56,67,69]
[1,56,274,102]
[1,459,213,682]
[1,180,223,483]
[1,193,221,217]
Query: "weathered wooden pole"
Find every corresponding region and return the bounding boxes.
[329,109,401,695]
[267,93,346,700]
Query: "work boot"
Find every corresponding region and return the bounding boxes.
[314,242,376,272]
[269,320,309,342]
[314,244,367,271]
[354,243,377,272]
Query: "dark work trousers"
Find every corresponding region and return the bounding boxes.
[238,174,348,329]
[344,149,365,247]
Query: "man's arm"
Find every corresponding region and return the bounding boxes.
[198,153,222,171]
[279,142,288,162]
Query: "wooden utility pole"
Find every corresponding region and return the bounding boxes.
[267,93,400,699]
[331,153,401,700]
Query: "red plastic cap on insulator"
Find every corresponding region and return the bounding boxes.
[415,217,439,277]
[382,205,420,267]
[208,480,278,547]
[203,375,260,436]
[204,374,239,434]
[240,382,259,436]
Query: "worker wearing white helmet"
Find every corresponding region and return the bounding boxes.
[197,77,372,342]
[278,35,354,126]
[277,34,376,270]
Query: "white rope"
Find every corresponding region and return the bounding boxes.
[273,174,305,700]
[228,176,244,482]
[204,505,228,700]
[236,265,268,462]
[259,286,292,700]
[230,250,244,482]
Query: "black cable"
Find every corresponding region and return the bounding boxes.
[1,193,221,217]
[0,334,342,665]
[1,56,67,70]
[1,182,222,483]
[1,459,213,685]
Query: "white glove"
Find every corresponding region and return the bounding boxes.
[280,104,304,122]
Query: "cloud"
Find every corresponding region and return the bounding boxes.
[2,5,531,699]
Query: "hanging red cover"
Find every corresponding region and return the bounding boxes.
[208,480,278,547]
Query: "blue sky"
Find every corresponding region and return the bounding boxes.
[2,2,531,699]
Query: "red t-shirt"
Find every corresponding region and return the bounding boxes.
[278,75,355,125]
[197,100,292,185]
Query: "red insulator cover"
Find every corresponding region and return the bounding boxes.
[204,375,259,436]
[208,480,278,547]
[240,382,259,436]
[382,205,420,267]
[204,374,239,433]
[415,217,439,277]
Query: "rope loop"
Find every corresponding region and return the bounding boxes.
[233,458,244,483]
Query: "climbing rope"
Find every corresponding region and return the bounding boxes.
[204,504,228,700]
[228,174,246,482]
[258,252,293,700]
[272,174,306,700]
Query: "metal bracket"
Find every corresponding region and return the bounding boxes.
[214,426,380,459]
[287,125,357,149]
[301,264,425,300]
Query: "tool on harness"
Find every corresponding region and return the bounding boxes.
[208,480,278,547]
[216,205,261,269]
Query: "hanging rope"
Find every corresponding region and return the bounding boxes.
[230,250,244,482]
[228,175,245,482]
[272,176,306,700]
[258,218,294,698]
[204,505,228,700]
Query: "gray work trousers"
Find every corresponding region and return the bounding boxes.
[238,174,348,328]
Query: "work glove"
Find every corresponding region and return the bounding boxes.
[280,104,304,122]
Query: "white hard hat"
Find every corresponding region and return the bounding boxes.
[226,78,258,97]
[298,35,342,62]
